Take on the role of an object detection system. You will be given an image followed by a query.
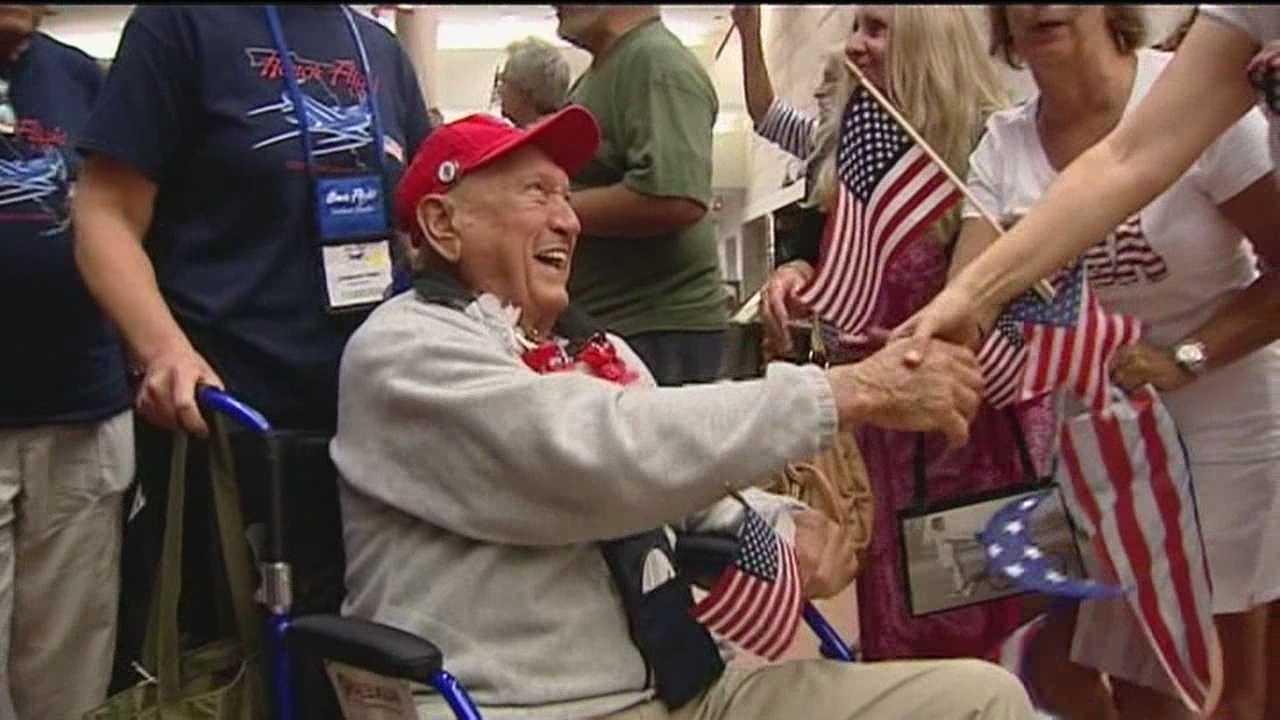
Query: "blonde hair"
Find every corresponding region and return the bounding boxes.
[988,6,1149,69]
[813,6,1008,242]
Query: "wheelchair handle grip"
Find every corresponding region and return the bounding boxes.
[197,384,273,435]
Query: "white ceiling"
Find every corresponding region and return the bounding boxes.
[41,4,735,58]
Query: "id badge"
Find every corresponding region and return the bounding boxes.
[315,174,389,241]
[321,239,393,311]
[314,174,393,311]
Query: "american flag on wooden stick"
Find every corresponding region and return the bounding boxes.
[690,505,802,660]
[796,86,961,335]
[978,265,1141,415]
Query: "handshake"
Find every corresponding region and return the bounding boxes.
[824,336,983,449]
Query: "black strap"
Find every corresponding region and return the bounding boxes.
[599,531,724,710]
[912,409,1042,510]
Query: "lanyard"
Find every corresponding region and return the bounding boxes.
[263,4,387,181]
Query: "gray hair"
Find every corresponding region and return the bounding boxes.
[501,37,571,115]
[805,50,855,210]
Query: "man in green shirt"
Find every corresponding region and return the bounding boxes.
[557,5,729,386]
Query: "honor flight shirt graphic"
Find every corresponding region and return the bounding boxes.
[0,120,68,228]
[0,33,130,425]
[78,5,430,426]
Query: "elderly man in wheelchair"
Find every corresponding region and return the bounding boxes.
[328,106,1035,719]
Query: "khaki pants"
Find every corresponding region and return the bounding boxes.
[0,411,134,720]
[603,658,1034,720]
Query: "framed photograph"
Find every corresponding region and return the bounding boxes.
[897,485,1086,616]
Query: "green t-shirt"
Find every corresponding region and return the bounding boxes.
[567,18,728,336]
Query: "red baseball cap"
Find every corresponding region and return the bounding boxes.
[395,105,601,232]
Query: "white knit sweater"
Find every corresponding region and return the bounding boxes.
[331,291,838,719]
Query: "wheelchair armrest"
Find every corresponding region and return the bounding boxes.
[674,532,740,590]
[289,614,444,682]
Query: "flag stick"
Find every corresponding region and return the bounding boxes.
[843,59,1055,303]
[714,24,734,61]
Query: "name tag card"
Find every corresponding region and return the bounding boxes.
[321,240,393,310]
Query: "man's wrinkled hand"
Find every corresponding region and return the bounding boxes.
[792,509,860,599]
[830,337,983,448]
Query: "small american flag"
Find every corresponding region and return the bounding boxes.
[797,86,961,335]
[979,265,1141,415]
[1057,386,1220,713]
[690,506,802,661]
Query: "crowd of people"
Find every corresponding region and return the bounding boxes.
[2,3,1278,720]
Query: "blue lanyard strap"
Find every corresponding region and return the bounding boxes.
[263,5,387,178]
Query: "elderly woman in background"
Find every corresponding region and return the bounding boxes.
[493,36,570,128]
[949,6,1280,719]
[737,4,1055,664]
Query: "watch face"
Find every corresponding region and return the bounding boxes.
[1175,343,1205,368]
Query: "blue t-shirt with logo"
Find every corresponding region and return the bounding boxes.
[0,33,129,427]
[78,5,430,429]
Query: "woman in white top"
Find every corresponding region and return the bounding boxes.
[898,4,1280,346]
[955,6,1280,719]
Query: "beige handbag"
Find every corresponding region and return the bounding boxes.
[770,430,875,571]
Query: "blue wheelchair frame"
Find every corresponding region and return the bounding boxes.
[197,387,856,720]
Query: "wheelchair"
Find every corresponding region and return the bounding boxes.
[196,387,857,720]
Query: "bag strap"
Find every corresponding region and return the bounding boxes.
[783,459,847,530]
[140,418,262,703]
[911,408,1043,510]
[143,430,189,701]
[208,415,263,656]
[1005,409,1040,483]
[911,432,929,511]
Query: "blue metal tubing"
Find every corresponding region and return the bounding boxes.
[196,385,287,563]
[802,602,857,662]
[268,613,296,720]
[197,385,273,434]
[196,386,295,719]
[432,670,483,720]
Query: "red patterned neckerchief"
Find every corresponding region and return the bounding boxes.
[520,332,639,386]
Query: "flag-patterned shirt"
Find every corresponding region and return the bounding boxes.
[964,47,1280,462]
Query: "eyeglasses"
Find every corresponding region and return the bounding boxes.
[490,63,505,109]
